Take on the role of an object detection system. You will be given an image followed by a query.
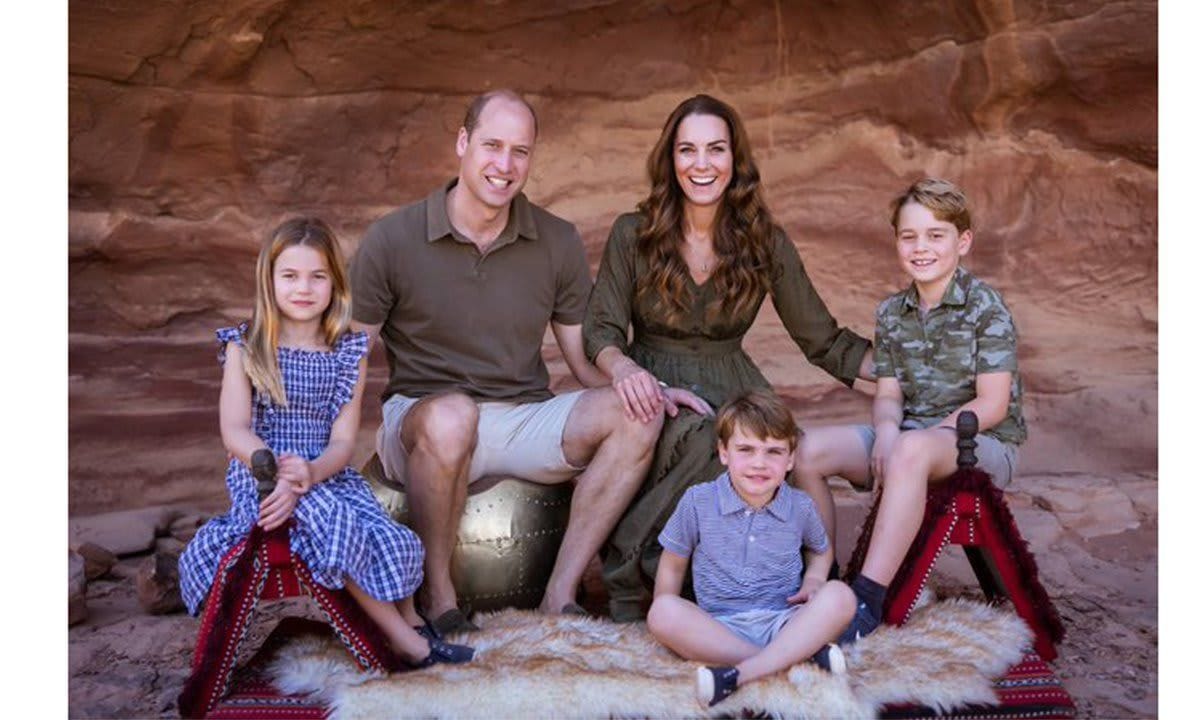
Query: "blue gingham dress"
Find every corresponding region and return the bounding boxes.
[178,324,424,616]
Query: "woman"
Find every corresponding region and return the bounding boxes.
[584,94,874,621]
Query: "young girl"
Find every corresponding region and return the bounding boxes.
[177,217,473,669]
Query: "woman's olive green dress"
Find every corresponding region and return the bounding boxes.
[583,212,871,621]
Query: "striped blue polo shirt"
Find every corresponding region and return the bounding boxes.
[658,472,829,615]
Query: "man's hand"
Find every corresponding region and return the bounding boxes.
[611,356,664,423]
[788,576,826,605]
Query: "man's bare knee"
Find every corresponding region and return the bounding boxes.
[403,393,479,456]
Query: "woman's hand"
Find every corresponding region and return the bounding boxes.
[258,480,300,531]
[277,454,316,494]
[661,387,714,418]
[611,356,664,423]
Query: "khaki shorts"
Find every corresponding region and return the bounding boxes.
[376,391,588,487]
[853,424,1019,489]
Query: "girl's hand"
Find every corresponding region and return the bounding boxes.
[871,424,900,486]
[661,387,714,418]
[258,481,299,531]
[611,357,664,424]
[788,577,826,605]
[277,454,316,494]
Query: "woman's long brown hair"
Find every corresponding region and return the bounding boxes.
[635,94,776,324]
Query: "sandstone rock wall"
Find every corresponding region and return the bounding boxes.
[68,0,1157,514]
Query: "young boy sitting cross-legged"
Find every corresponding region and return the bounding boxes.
[793,177,1027,645]
[646,390,857,708]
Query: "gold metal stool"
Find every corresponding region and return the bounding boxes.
[362,454,573,613]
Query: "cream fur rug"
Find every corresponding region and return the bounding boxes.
[268,598,1031,719]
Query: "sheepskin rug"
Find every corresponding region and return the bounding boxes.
[268,598,1031,719]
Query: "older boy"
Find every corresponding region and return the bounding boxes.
[794,178,1027,643]
[646,390,856,708]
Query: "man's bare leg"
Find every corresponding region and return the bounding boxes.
[538,387,662,613]
[401,392,479,619]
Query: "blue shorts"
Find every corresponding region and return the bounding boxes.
[713,606,801,648]
[852,424,1019,489]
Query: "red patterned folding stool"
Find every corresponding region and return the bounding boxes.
[844,411,1066,661]
[177,522,392,719]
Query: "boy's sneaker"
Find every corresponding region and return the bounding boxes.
[837,600,881,646]
[812,643,847,674]
[695,665,739,707]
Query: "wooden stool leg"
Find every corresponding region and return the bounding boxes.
[884,512,959,627]
[976,505,1059,661]
[178,532,271,719]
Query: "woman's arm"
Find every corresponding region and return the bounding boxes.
[769,232,873,386]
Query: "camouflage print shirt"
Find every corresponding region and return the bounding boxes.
[874,266,1027,445]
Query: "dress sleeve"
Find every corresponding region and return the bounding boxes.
[330,331,369,418]
[215,323,248,367]
[769,231,871,387]
[583,214,640,363]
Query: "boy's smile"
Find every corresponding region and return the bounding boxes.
[894,201,973,306]
[718,424,795,509]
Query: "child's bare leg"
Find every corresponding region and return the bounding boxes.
[344,578,430,663]
[793,426,872,554]
[396,594,422,627]
[647,595,760,665]
[860,428,958,584]
[734,581,857,683]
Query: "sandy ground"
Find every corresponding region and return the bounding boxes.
[67,472,1156,719]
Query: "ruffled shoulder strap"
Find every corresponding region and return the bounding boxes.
[329,330,369,418]
[215,323,249,367]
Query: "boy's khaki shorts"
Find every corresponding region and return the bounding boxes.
[376,391,587,487]
[852,424,1019,489]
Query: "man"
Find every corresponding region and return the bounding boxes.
[350,89,663,635]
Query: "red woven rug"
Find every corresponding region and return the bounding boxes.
[881,653,1076,719]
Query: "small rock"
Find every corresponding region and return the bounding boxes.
[69,551,87,626]
[69,506,184,556]
[168,513,208,543]
[155,536,185,556]
[74,541,118,580]
[136,549,184,615]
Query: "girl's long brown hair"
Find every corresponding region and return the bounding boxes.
[635,94,777,324]
[243,217,352,406]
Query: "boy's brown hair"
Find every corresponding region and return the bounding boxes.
[889,177,971,234]
[715,389,801,451]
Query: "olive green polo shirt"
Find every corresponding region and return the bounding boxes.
[350,180,592,403]
[874,266,1027,445]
